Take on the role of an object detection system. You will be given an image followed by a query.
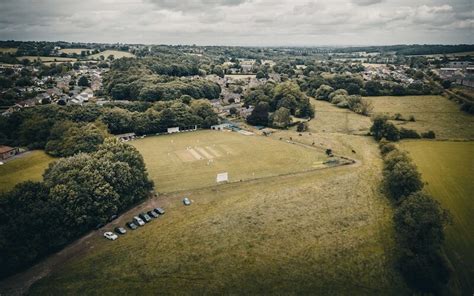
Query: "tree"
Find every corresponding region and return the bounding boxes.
[315,84,334,101]
[370,115,400,141]
[272,107,291,128]
[365,80,382,96]
[256,71,266,79]
[383,153,423,200]
[395,192,450,253]
[247,102,270,126]
[77,75,90,87]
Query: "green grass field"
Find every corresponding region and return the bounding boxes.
[30,134,407,295]
[0,151,54,193]
[399,140,474,294]
[130,130,329,193]
[365,95,474,139]
[87,50,135,60]
[16,56,77,64]
[0,48,18,54]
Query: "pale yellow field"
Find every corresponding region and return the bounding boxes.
[58,48,91,55]
[0,48,18,54]
[87,50,135,60]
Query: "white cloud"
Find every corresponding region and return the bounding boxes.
[0,0,472,45]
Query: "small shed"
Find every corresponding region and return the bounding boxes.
[0,145,17,160]
[167,127,180,134]
[116,133,136,142]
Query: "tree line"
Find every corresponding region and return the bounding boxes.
[378,141,451,294]
[0,99,218,156]
[370,115,435,142]
[0,138,154,279]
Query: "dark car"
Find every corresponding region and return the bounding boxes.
[109,214,118,222]
[126,222,138,230]
[114,227,127,235]
[148,210,159,218]
[139,213,152,223]
[95,223,105,230]
[154,207,165,215]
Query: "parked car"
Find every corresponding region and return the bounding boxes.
[95,223,105,230]
[148,210,159,218]
[183,197,191,206]
[126,222,138,230]
[104,231,118,241]
[114,227,127,235]
[139,213,152,222]
[109,214,118,222]
[133,216,145,226]
[154,207,165,215]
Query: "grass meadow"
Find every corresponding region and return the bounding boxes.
[30,134,408,295]
[0,151,54,193]
[87,50,135,60]
[365,95,474,139]
[131,130,329,193]
[399,140,474,294]
[58,48,90,55]
[0,48,18,54]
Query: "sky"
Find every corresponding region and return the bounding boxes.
[0,0,472,46]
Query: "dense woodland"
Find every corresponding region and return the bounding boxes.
[0,138,153,278]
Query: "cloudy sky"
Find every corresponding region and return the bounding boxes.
[0,0,472,46]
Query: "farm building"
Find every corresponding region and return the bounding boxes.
[0,145,18,160]
[116,133,136,141]
[211,123,231,131]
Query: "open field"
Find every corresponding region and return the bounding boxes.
[130,130,329,193]
[58,48,90,55]
[17,56,77,63]
[399,140,474,294]
[87,50,135,60]
[365,95,474,139]
[0,48,18,54]
[308,98,371,135]
[28,133,408,295]
[0,151,54,193]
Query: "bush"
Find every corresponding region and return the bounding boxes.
[399,128,420,139]
[379,140,396,156]
[421,130,436,139]
[296,121,308,132]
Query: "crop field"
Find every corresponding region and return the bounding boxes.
[16,56,77,63]
[58,48,90,55]
[399,140,474,294]
[365,95,474,139]
[30,134,408,295]
[0,151,54,193]
[0,48,18,54]
[87,50,135,60]
[130,130,329,193]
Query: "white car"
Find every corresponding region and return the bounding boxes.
[133,216,145,226]
[183,197,191,206]
[104,231,118,241]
